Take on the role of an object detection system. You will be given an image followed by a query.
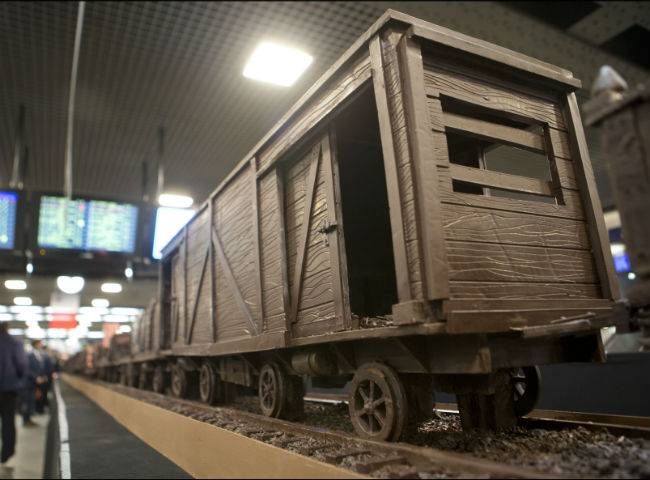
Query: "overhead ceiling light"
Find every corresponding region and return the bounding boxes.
[158,193,193,209]
[243,41,313,87]
[57,276,85,294]
[91,298,110,308]
[14,297,32,306]
[4,280,27,290]
[101,282,122,294]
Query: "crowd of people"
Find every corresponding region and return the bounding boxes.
[0,321,59,468]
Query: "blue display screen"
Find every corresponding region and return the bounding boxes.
[38,195,138,253]
[0,191,18,249]
[613,252,631,273]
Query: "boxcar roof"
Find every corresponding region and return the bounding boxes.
[161,9,581,258]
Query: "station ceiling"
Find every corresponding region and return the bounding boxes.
[1,1,649,211]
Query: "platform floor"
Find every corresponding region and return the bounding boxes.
[59,379,190,479]
[0,413,48,479]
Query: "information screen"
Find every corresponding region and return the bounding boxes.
[38,195,138,253]
[152,207,195,259]
[0,191,18,249]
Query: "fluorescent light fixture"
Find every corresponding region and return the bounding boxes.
[57,276,85,294]
[91,298,110,308]
[10,305,42,314]
[153,207,196,259]
[87,332,105,339]
[243,41,313,87]
[610,243,626,256]
[5,280,27,290]
[103,314,130,323]
[628,272,636,280]
[13,297,32,306]
[0,313,13,321]
[101,282,122,293]
[26,263,34,274]
[124,267,134,279]
[8,328,23,336]
[158,193,193,209]
[110,307,141,316]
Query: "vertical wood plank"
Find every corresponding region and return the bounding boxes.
[563,92,620,300]
[274,167,292,335]
[542,124,566,204]
[187,247,210,344]
[250,158,265,334]
[183,228,189,343]
[290,143,322,324]
[322,131,351,330]
[397,33,449,301]
[209,198,217,342]
[212,226,259,336]
[369,35,412,303]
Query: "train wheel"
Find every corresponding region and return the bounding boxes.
[126,363,139,387]
[348,362,408,442]
[171,364,188,398]
[138,364,150,390]
[199,363,222,405]
[152,366,166,394]
[510,366,541,417]
[258,363,287,418]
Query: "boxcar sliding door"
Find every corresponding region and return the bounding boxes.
[284,133,349,338]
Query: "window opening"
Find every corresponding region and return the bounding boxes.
[442,96,557,204]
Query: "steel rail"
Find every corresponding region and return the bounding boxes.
[99,380,552,479]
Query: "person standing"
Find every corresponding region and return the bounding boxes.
[21,340,45,427]
[36,344,54,413]
[0,321,27,467]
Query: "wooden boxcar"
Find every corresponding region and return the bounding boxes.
[125,10,623,439]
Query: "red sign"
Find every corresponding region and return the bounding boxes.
[49,313,78,329]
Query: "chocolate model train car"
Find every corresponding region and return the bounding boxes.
[72,10,625,440]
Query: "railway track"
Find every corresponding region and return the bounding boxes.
[99,380,550,478]
[307,394,650,441]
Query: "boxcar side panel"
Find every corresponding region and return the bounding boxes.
[421,59,603,308]
[259,169,288,334]
[213,165,260,340]
[284,136,346,338]
[185,209,212,344]
[170,247,186,346]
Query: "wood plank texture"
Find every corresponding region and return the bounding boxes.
[449,281,601,300]
[446,241,597,283]
[443,111,544,151]
[398,32,449,301]
[381,30,424,300]
[450,164,553,196]
[563,93,620,301]
[369,35,411,302]
[437,167,585,220]
[289,143,322,325]
[423,65,567,129]
[442,204,590,249]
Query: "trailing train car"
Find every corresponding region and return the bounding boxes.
[96,10,625,440]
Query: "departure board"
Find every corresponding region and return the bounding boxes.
[86,200,138,253]
[38,196,86,249]
[38,195,138,253]
[0,191,18,249]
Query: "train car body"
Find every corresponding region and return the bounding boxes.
[117,10,624,439]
